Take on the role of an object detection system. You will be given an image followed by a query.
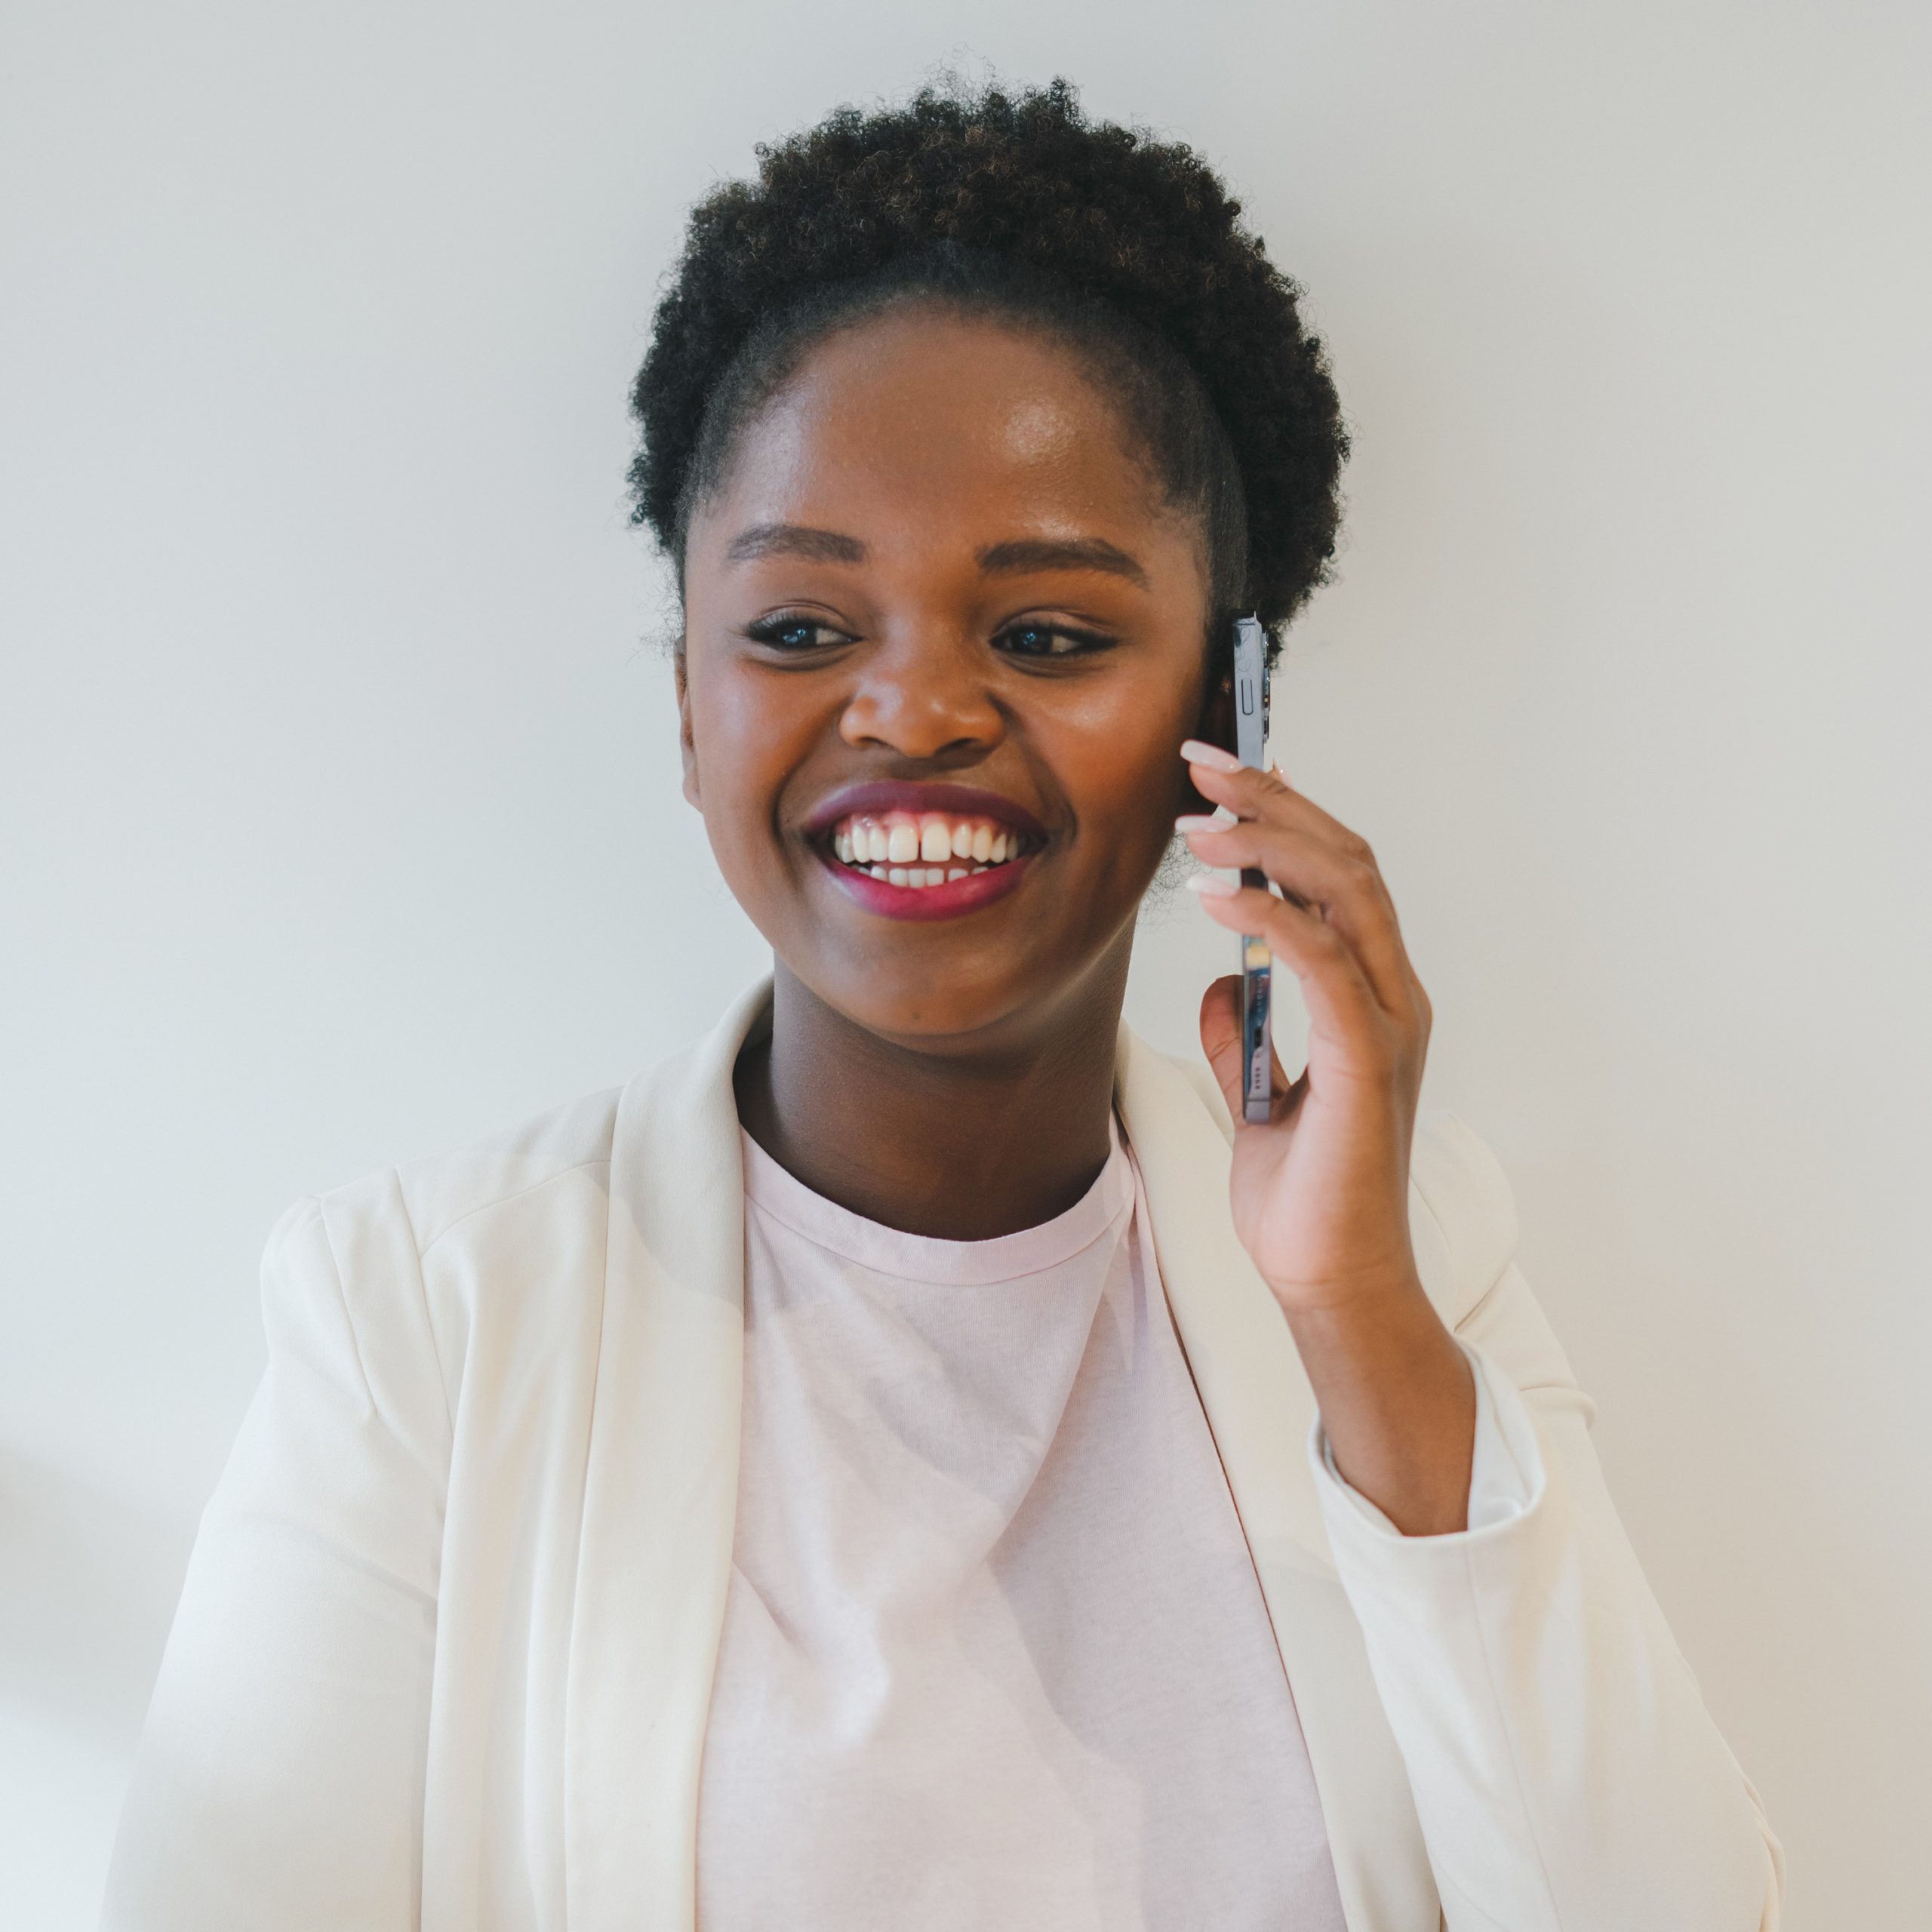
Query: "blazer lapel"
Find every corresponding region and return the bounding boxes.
[564,976,773,1932]
[1115,1023,1443,1932]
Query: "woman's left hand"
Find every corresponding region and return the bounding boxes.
[1177,740,1432,1320]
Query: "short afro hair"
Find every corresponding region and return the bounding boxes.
[628,77,1347,647]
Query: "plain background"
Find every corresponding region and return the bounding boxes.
[4,0,1927,1924]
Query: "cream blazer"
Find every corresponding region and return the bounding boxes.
[104,977,1783,1931]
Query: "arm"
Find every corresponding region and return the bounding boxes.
[1307,1194,1786,1930]
[1177,746,1783,1931]
[1281,1278,1476,1534]
[102,1182,448,1932]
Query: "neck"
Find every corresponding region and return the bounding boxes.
[734,945,1131,1241]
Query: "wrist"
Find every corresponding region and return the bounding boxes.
[1280,1278,1478,1537]
[1266,1255,1430,1324]
[1278,1269,1454,1378]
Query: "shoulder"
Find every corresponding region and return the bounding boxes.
[1405,1108,1520,1318]
[274,1081,623,1281]
[258,1083,624,1393]
[394,1084,621,1255]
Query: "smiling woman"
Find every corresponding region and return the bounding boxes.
[102,76,1784,1932]
[680,309,1225,1138]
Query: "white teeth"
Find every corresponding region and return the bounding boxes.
[847,853,1008,887]
[832,811,1029,875]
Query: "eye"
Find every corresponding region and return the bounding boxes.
[995,620,1117,659]
[743,611,852,652]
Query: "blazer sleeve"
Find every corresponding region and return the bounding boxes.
[1306,1116,1786,1932]
[101,1180,449,1932]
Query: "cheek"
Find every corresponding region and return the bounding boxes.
[1058,674,1202,866]
[685,669,805,872]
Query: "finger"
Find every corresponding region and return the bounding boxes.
[1177,817,1415,1017]
[1198,974,1299,1123]
[1180,747,1377,856]
[1189,878,1399,1074]
[1176,746,1425,1023]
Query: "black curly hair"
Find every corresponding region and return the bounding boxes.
[628,77,1347,652]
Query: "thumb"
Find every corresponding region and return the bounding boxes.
[1201,974,1297,1126]
[1198,975,1248,1119]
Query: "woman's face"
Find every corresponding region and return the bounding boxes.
[679,304,1217,1051]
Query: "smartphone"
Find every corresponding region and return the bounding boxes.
[1232,616,1272,1123]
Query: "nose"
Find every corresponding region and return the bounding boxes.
[838,627,1004,761]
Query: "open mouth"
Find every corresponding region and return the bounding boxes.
[804,783,1046,922]
[826,810,1038,890]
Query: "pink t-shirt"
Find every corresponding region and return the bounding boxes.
[695,1116,1349,1931]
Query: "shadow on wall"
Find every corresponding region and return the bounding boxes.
[1,1449,194,1758]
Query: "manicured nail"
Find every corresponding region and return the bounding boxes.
[1180,738,1242,774]
[1174,814,1225,834]
[1186,871,1241,897]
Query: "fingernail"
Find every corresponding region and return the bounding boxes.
[1186,871,1241,898]
[1180,738,1242,774]
[1174,814,1224,834]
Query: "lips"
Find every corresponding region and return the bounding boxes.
[823,848,1035,921]
[803,781,1044,922]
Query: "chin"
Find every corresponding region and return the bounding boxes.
[819,969,1038,1050]
[753,928,1026,1043]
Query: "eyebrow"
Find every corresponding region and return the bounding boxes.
[977,537,1149,589]
[724,523,868,565]
[722,523,1150,589]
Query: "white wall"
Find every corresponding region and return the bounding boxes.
[4,1,1926,1923]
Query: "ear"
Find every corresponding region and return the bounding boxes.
[1182,651,1237,815]
[675,648,701,810]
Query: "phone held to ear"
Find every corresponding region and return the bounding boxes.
[1232,615,1272,1124]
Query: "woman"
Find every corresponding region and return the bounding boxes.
[105,80,1783,1932]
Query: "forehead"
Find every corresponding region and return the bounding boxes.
[688,308,1201,577]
